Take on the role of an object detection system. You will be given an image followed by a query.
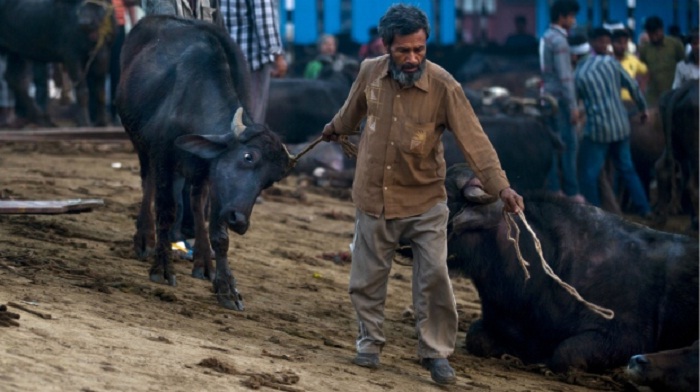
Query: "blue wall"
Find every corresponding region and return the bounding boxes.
[289,0,456,45]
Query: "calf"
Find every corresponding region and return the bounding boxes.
[0,0,115,126]
[445,164,699,373]
[117,16,290,310]
[626,341,699,392]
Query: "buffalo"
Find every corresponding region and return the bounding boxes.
[625,341,699,392]
[444,164,699,373]
[117,16,290,310]
[443,114,561,193]
[266,61,358,144]
[0,0,115,126]
[655,81,699,230]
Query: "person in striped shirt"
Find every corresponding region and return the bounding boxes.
[575,28,651,218]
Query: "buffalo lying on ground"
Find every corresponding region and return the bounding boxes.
[626,341,699,392]
[117,16,290,310]
[445,164,699,373]
[0,0,115,126]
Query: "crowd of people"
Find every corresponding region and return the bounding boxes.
[540,0,698,219]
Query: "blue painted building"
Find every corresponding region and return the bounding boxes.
[281,0,698,47]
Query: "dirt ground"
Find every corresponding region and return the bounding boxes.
[0,137,692,392]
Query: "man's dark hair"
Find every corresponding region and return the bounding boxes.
[515,15,527,25]
[378,4,430,48]
[589,27,612,40]
[611,28,630,41]
[644,16,664,33]
[550,0,580,23]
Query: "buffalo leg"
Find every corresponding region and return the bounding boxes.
[210,217,244,310]
[64,59,90,127]
[465,319,509,359]
[151,165,178,286]
[5,55,50,126]
[191,182,214,281]
[133,149,156,260]
[87,47,110,126]
[549,331,637,373]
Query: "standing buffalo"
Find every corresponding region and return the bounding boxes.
[266,62,358,144]
[0,0,115,126]
[117,16,290,310]
[655,81,699,230]
[445,164,699,373]
[443,114,561,193]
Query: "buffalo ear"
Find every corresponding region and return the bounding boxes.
[175,134,233,159]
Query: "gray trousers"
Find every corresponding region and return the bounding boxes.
[349,201,458,359]
[249,63,272,123]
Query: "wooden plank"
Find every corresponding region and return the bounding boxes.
[0,199,104,214]
[0,127,128,142]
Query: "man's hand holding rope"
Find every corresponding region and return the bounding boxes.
[500,187,525,214]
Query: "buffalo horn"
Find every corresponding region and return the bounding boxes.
[231,107,246,137]
[463,185,497,204]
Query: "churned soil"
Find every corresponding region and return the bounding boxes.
[0,139,690,392]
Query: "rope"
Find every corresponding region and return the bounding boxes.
[286,135,357,170]
[503,210,615,320]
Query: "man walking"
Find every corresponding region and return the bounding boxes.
[321,3,524,386]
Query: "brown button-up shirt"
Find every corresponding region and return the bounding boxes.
[328,55,509,219]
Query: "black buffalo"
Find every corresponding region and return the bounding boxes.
[0,0,115,126]
[655,81,699,230]
[266,62,358,144]
[443,115,561,193]
[117,16,290,310]
[444,164,699,373]
[626,341,699,392]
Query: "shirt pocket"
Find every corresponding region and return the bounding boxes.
[399,120,438,157]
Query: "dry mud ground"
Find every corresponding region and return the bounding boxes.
[0,140,692,392]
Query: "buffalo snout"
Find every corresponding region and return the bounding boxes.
[628,354,649,369]
[222,209,249,234]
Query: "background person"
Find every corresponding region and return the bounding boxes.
[575,28,651,218]
[672,29,699,88]
[539,0,585,203]
[639,16,685,106]
[221,0,287,123]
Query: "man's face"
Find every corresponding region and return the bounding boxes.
[561,13,577,30]
[592,36,611,55]
[388,29,427,86]
[648,28,664,45]
[319,36,337,56]
[612,36,628,56]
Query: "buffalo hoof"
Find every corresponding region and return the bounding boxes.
[214,277,245,311]
[149,267,177,286]
[133,233,156,261]
[191,265,214,281]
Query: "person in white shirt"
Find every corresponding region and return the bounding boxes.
[672,30,699,89]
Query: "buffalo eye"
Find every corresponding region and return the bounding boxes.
[244,152,254,162]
